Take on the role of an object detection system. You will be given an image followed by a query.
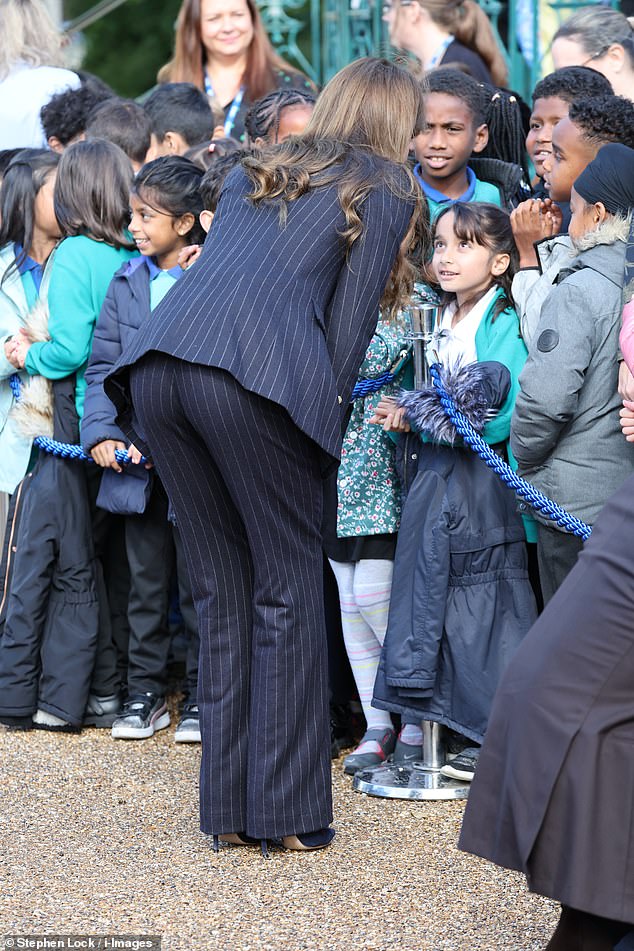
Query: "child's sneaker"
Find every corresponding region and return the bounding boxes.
[111,693,170,739]
[32,709,78,732]
[439,747,480,782]
[83,693,122,728]
[174,701,201,743]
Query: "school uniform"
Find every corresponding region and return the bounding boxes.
[82,256,199,699]
[105,161,415,839]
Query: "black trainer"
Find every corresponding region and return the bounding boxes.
[111,693,170,740]
[440,746,480,782]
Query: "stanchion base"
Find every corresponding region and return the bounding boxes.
[352,762,470,801]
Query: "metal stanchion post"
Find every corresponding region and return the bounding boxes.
[352,294,471,801]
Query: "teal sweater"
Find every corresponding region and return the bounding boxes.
[24,235,137,418]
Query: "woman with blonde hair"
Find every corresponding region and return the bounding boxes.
[552,6,634,101]
[105,57,427,856]
[0,0,79,148]
[383,0,508,86]
[158,0,313,142]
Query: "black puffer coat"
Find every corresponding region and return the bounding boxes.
[0,376,99,726]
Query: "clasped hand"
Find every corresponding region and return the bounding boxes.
[510,199,563,268]
[369,397,411,432]
[5,328,31,369]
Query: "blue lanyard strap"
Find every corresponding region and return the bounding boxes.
[204,76,245,136]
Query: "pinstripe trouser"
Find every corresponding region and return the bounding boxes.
[130,355,333,839]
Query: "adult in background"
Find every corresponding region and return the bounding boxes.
[158,0,314,143]
[105,58,426,855]
[383,0,508,87]
[0,0,79,149]
[552,6,634,101]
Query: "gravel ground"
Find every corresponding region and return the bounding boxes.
[0,707,557,951]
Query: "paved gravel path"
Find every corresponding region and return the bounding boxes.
[0,713,557,951]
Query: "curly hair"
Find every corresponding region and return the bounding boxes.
[569,95,634,150]
[532,66,613,104]
[40,84,115,146]
[425,68,488,125]
[242,58,428,315]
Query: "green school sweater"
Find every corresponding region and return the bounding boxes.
[24,235,137,418]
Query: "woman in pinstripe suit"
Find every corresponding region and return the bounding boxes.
[106,58,427,854]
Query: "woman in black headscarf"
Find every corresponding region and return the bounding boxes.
[458,143,634,951]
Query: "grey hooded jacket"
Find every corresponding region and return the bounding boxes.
[511,223,634,527]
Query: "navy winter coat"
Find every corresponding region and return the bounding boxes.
[82,256,153,452]
[373,366,538,744]
[82,257,154,512]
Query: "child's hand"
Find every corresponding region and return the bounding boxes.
[511,199,561,268]
[369,397,411,432]
[619,360,634,401]
[128,442,153,469]
[178,244,202,270]
[8,332,31,369]
[91,439,127,472]
[620,401,634,442]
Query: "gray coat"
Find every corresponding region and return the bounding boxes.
[511,229,634,527]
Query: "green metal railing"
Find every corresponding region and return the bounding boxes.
[66,0,619,101]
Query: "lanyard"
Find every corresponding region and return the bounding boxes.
[204,75,245,136]
[427,35,454,69]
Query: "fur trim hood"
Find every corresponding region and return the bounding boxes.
[9,300,53,439]
[571,212,632,253]
[397,361,511,445]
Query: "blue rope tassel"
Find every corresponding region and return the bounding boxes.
[10,374,141,466]
[429,365,592,540]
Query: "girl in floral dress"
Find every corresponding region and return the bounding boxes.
[325,314,412,775]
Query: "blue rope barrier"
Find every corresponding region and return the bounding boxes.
[10,374,140,466]
[428,364,592,540]
[351,370,395,400]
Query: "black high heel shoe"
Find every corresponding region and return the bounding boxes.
[282,827,336,851]
[212,833,270,858]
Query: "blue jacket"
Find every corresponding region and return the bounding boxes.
[82,256,151,452]
[105,161,416,466]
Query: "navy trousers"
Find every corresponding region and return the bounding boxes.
[130,356,333,839]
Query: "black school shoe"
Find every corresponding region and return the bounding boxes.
[111,693,170,740]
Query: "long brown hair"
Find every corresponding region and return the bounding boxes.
[433,202,518,318]
[418,0,508,87]
[243,58,429,313]
[54,140,136,250]
[158,0,302,101]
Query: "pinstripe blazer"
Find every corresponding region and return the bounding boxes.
[105,160,416,462]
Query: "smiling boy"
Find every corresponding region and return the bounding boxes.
[413,70,501,218]
[526,66,612,190]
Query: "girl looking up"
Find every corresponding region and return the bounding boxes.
[0,149,59,494]
[81,157,204,743]
[372,202,537,782]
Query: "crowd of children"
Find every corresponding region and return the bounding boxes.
[0,17,633,806]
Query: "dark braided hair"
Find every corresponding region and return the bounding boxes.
[480,87,531,179]
[244,88,317,145]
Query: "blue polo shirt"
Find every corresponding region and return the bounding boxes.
[14,243,44,307]
[145,257,184,311]
[413,165,501,219]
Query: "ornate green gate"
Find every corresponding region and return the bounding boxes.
[255,0,618,100]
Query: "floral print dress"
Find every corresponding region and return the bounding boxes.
[336,314,410,541]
